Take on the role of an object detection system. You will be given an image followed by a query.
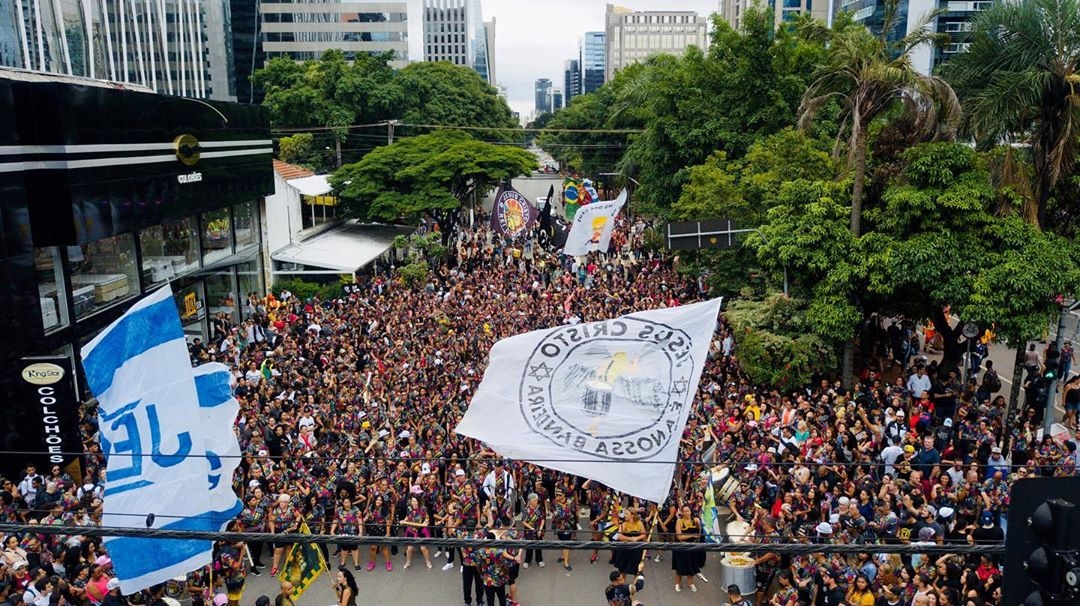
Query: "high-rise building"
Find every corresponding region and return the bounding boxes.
[720,0,829,30]
[581,31,606,93]
[838,0,978,74]
[0,0,236,100]
[564,58,581,104]
[421,0,495,83]
[535,77,552,114]
[259,0,411,66]
[552,88,564,110]
[604,3,708,81]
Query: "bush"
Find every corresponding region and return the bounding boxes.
[272,276,351,301]
[396,261,430,289]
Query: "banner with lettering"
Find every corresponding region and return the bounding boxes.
[455,298,723,503]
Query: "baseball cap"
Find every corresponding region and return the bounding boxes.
[94,555,112,567]
[454,469,466,477]
[904,445,915,454]
[918,527,936,541]
[12,561,27,571]
[944,418,953,427]
[213,593,229,606]
[106,578,121,591]
[815,522,833,535]
[980,511,994,527]
[991,445,1002,454]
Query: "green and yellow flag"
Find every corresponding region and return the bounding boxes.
[276,521,327,599]
[563,178,582,221]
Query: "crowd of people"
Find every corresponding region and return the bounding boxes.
[0,210,1078,606]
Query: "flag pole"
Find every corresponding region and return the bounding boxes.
[315,518,336,597]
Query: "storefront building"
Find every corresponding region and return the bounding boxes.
[0,70,273,476]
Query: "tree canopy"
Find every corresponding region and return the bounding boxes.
[253,52,519,167]
[329,130,537,232]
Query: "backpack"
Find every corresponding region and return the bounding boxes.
[984,370,1002,393]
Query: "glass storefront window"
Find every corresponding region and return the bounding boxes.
[233,201,257,250]
[201,208,233,266]
[139,217,200,286]
[69,234,139,319]
[35,247,70,332]
[205,271,238,338]
[236,260,263,320]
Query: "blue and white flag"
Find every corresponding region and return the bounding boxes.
[81,286,241,594]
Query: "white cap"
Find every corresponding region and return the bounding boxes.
[106,578,121,591]
[815,522,833,535]
[455,469,466,477]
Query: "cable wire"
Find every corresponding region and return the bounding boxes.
[0,523,1005,556]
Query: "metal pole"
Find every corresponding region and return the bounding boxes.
[1045,308,1068,437]
[965,338,972,385]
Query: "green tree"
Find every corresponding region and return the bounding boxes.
[393,62,518,137]
[798,4,960,237]
[278,133,315,166]
[941,0,1080,230]
[330,130,537,237]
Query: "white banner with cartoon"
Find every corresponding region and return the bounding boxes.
[562,189,627,256]
[455,298,722,503]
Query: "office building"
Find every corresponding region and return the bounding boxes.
[582,31,606,93]
[0,69,273,476]
[720,0,830,30]
[259,0,412,65]
[552,88,564,110]
[0,0,236,100]
[535,77,552,114]
[604,4,708,81]
[421,0,495,83]
[838,0,977,74]
[564,58,581,104]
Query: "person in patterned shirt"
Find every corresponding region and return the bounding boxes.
[475,531,517,606]
[216,536,248,606]
[520,493,545,568]
[267,494,299,576]
[550,487,577,571]
[329,496,362,569]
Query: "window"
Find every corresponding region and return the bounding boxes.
[35,247,70,332]
[205,270,238,326]
[301,193,338,230]
[201,208,233,266]
[140,217,200,287]
[173,281,206,342]
[69,234,139,320]
[233,201,258,251]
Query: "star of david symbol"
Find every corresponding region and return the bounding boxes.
[528,362,553,381]
[671,378,690,395]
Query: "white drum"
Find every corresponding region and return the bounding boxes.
[726,520,751,542]
[710,466,739,504]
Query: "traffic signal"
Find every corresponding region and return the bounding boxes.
[1005,478,1080,606]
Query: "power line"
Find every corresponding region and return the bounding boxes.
[269,123,643,135]
[0,523,1005,556]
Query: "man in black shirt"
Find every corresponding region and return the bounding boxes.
[604,570,645,606]
[817,569,847,606]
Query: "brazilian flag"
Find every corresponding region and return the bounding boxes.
[563,178,582,221]
[277,522,327,599]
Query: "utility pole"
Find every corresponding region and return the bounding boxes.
[384,119,399,146]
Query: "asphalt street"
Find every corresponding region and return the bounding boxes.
[239,548,733,606]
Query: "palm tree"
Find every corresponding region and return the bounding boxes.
[942,0,1080,230]
[798,5,961,237]
[797,3,960,386]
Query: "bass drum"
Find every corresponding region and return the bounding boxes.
[710,466,739,505]
[165,575,187,599]
[719,554,757,597]
[725,520,751,543]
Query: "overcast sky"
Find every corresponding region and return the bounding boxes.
[481,0,721,120]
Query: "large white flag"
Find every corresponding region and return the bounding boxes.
[562,189,627,256]
[456,298,722,503]
[81,287,241,594]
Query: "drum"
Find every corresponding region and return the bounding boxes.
[726,520,751,543]
[164,576,186,599]
[710,467,739,504]
[719,554,757,596]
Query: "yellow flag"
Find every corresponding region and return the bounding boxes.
[276,521,328,599]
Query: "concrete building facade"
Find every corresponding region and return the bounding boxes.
[421,0,494,83]
[720,0,831,30]
[604,4,707,81]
